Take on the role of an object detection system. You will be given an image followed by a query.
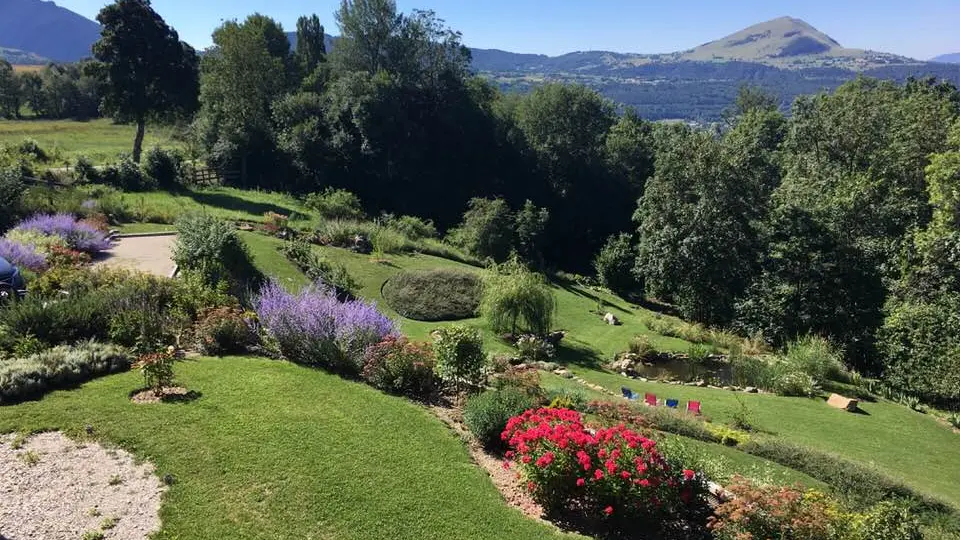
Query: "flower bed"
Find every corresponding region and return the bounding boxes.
[255,281,396,376]
[0,213,113,273]
[13,213,112,254]
[502,407,710,536]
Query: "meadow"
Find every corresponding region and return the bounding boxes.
[0,118,184,164]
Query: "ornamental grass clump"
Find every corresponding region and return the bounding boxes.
[13,213,112,254]
[502,408,710,535]
[255,281,395,376]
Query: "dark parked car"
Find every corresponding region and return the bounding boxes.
[0,256,26,303]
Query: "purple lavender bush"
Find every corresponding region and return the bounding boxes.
[14,213,112,254]
[0,239,47,272]
[256,281,396,375]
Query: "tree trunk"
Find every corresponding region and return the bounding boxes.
[132,118,146,163]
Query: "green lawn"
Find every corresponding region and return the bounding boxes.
[116,187,321,228]
[0,118,182,164]
[567,368,960,508]
[0,357,576,540]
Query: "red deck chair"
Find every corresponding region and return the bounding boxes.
[687,400,702,416]
[644,393,657,407]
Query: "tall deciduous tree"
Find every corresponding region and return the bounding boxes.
[0,60,20,118]
[93,0,198,162]
[198,14,290,186]
[514,84,628,270]
[295,14,327,77]
[734,205,885,369]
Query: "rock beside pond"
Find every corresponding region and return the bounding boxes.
[744,387,759,393]
[553,369,573,379]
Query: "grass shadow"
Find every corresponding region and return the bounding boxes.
[187,190,295,218]
[552,278,632,315]
[556,341,607,370]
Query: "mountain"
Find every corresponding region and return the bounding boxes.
[931,53,960,64]
[284,32,338,53]
[0,46,50,65]
[471,17,919,73]
[677,16,912,68]
[0,0,100,62]
[468,17,959,122]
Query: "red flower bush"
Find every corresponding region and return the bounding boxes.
[502,407,710,533]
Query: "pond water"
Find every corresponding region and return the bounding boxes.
[631,358,734,385]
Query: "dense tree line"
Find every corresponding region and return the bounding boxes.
[631,78,960,405]
[0,59,102,119]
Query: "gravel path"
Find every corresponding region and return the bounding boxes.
[0,432,166,540]
[96,235,177,278]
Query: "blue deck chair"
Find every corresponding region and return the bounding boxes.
[665,399,679,409]
[621,387,638,400]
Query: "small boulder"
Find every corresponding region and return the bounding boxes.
[827,393,860,412]
[603,313,621,326]
[744,387,759,394]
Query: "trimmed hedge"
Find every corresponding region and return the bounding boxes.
[0,341,132,404]
[383,269,481,321]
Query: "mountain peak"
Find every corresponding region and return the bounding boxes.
[682,16,845,62]
[0,0,101,62]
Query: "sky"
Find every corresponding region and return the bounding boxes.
[53,0,960,60]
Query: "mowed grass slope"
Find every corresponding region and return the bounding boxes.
[0,118,182,163]
[0,357,576,540]
[283,241,960,508]
[567,368,960,508]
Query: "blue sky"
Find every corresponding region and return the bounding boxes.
[55,0,959,59]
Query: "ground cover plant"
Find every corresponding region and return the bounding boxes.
[382,268,481,321]
[0,341,131,404]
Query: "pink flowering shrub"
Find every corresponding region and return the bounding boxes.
[502,408,710,534]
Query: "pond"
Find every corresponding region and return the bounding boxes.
[630,357,735,385]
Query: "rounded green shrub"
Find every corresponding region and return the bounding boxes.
[463,387,539,450]
[304,188,364,220]
[173,214,262,291]
[383,269,481,321]
[142,146,184,190]
[433,325,485,392]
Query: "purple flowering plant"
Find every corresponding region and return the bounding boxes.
[255,280,396,375]
[14,213,112,254]
[0,238,47,272]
